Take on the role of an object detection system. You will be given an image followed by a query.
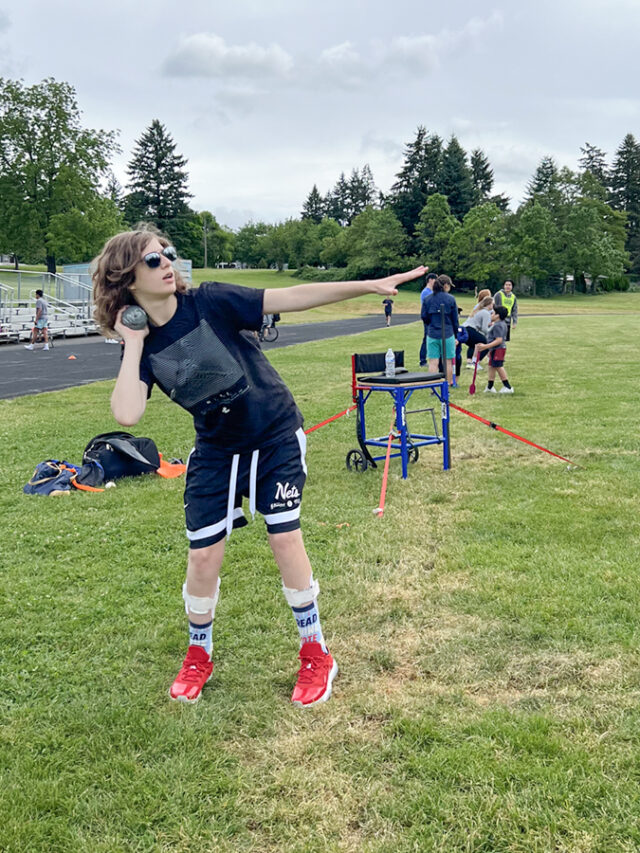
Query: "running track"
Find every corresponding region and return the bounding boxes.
[0,314,421,399]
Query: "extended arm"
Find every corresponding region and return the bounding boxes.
[262,267,427,314]
[110,309,149,426]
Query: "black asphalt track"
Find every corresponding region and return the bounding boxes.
[0,314,421,400]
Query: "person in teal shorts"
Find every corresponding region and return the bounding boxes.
[420,274,459,385]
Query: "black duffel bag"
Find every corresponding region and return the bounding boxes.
[81,432,160,482]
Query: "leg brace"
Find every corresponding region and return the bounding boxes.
[282,576,320,607]
[183,576,221,617]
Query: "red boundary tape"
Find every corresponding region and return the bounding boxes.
[374,415,396,517]
[449,402,577,466]
[304,405,357,435]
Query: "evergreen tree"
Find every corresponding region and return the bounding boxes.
[301,184,325,223]
[470,148,494,206]
[325,172,351,226]
[104,171,123,207]
[579,143,608,186]
[525,156,558,201]
[438,136,473,220]
[387,127,442,241]
[124,119,193,233]
[348,165,378,221]
[609,133,640,271]
[360,164,378,205]
[490,193,511,212]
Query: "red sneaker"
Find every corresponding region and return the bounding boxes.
[169,645,213,703]
[291,642,338,707]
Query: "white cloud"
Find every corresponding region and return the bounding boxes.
[385,34,439,73]
[0,9,9,32]
[312,10,503,88]
[315,40,370,89]
[319,41,361,67]
[162,33,294,80]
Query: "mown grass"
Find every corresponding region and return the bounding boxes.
[1,309,640,851]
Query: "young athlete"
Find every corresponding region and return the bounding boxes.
[92,226,427,707]
[474,305,514,394]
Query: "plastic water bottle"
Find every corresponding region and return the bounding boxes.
[385,347,396,377]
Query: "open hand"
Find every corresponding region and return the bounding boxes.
[371,266,429,296]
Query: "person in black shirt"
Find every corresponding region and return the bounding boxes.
[93,226,427,707]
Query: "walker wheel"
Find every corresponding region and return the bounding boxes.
[346,449,368,473]
[408,443,419,464]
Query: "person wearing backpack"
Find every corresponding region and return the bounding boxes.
[92,226,427,707]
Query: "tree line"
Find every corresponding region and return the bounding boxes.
[0,78,232,273]
[1,78,639,294]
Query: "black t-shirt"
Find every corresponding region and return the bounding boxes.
[138,283,303,451]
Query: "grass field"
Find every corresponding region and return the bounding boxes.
[1,304,640,851]
[191,267,640,322]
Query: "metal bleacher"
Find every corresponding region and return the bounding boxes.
[0,270,98,344]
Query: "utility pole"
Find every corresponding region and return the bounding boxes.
[203,218,208,268]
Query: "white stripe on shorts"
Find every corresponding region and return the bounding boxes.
[249,449,259,519]
[295,427,307,475]
[187,507,245,542]
[263,505,301,526]
[226,454,240,539]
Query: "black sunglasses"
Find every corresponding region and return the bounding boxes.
[141,246,178,268]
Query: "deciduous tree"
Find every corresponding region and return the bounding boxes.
[0,77,119,270]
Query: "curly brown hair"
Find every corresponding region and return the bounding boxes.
[92,225,187,334]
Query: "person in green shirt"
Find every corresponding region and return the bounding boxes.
[493,280,518,341]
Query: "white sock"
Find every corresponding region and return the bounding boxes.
[189,620,213,656]
[291,601,326,651]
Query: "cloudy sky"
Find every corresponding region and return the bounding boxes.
[2,0,639,229]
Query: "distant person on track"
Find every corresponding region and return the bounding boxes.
[93,225,428,708]
[24,289,49,351]
[382,297,394,326]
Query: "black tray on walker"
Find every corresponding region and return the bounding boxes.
[348,351,451,478]
[357,371,444,385]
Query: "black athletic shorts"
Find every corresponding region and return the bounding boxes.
[184,427,308,549]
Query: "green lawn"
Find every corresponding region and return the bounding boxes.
[1,307,640,851]
[192,267,640,322]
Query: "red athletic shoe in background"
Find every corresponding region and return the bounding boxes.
[291,642,338,707]
[169,645,213,703]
